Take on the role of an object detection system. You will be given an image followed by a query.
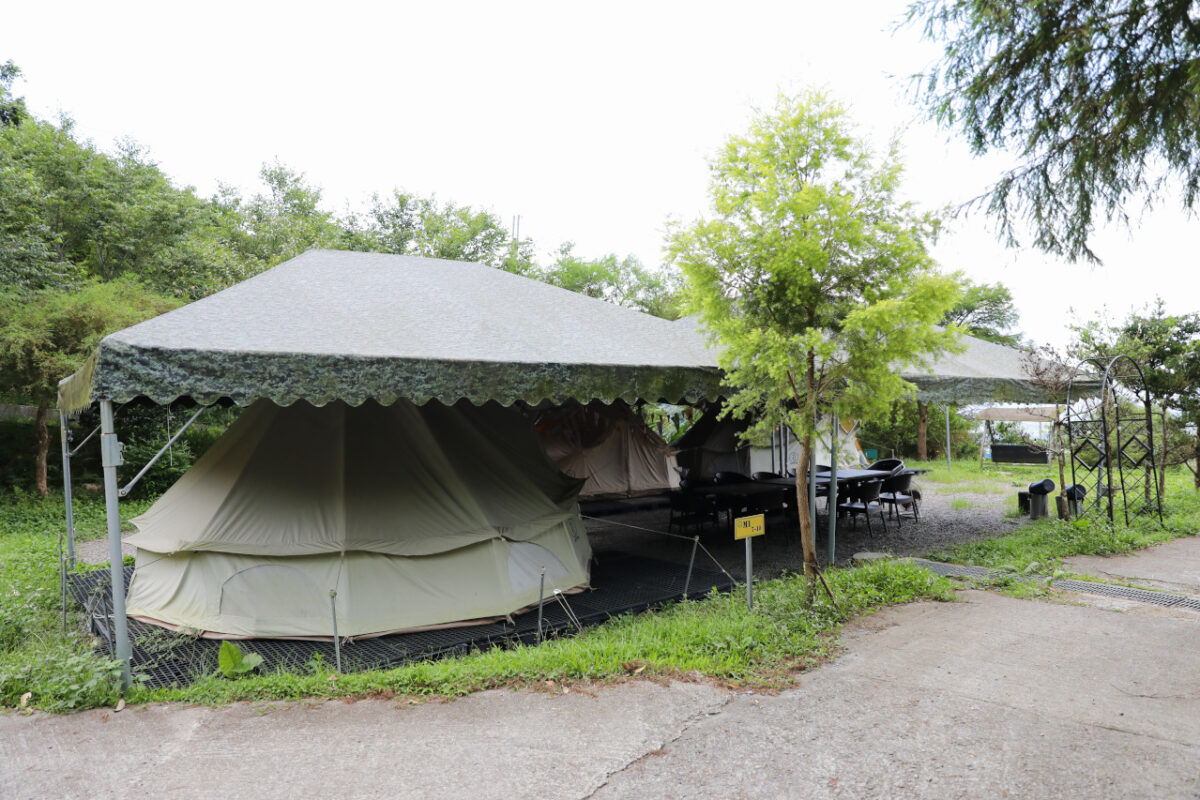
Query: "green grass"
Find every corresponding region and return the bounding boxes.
[926,467,1200,573]
[0,488,955,711]
[129,560,955,706]
[0,491,152,712]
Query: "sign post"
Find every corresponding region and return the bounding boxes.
[734,513,765,609]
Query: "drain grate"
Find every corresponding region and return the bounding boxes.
[68,554,733,689]
[911,559,1200,611]
[911,560,997,580]
[1050,579,1184,606]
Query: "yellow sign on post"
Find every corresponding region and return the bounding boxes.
[734,514,765,540]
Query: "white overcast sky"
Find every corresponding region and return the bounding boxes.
[4,0,1198,348]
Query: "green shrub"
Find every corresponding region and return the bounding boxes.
[0,647,124,711]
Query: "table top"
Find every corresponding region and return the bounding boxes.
[753,468,893,487]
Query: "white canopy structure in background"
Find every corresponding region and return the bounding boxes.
[971,405,1061,423]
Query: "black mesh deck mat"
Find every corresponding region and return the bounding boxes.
[67,553,732,688]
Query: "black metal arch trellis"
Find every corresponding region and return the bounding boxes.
[1066,355,1163,526]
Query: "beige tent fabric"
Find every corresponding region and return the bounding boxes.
[124,399,591,638]
[534,402,675,499]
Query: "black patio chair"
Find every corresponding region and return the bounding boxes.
[713,471,752,485]
[867,458,905,476]
[879,471,919,522]
[752,471,781,480]
[667,489,717,536]
[837,478,888,536]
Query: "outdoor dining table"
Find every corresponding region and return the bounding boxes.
[752,468,894,489]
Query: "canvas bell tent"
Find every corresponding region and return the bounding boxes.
[57,250,723,678]
[533,400,677,499]
[124,399,591,638]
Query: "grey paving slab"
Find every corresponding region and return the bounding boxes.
[0,682,728,800]
[594,591,1200,799]
[1066,535,1200,595]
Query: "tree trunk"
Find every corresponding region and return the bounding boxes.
[34,402,50,498]
[795,434,819,600]
[1053,419,1068,519]
[1160,406,1168,500]
[917,402,929,461]
[1194,432,1200,490]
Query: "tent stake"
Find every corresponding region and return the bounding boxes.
[329,590,341,673]
[100,398,132,689]
[536,567,546,645]
[683,536,699,597]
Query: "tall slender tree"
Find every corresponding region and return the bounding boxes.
[670,92,960,594]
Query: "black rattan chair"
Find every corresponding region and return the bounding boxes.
[879,472,919,522]
[837,479,888,536]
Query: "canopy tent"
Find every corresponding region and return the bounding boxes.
[58,250,725,679]
[60,250,722,413]
[532,401,678,500]
[674,314,1099,406]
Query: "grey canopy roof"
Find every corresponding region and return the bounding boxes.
[674,315,1097,405]
[898,334,1094,404]
[58,250,723,412]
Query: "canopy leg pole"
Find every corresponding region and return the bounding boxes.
[59,409,77,568]
[100,399,132,690]
[536,567,546,645]
[827,414,838,568]
[329,590,342,673]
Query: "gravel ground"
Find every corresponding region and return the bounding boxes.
[586,476,1031,580]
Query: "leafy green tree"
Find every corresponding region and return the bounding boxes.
[215,162,344,268]
[909,0,1200,262]
[669,92,960,591]
[0,279,178,495]
[537,243,682,319]
[0,92,253,300]
[941,277,1021,346]
[341,189,522,269]
[0,60,25,127]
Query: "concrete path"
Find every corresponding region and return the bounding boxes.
[6,547,1200,798]
[1066,536,1200,596]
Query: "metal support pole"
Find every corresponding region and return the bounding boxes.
[944,404,953,471]
[827,414,839,568]
[329,590,342,673]
[59,409,77,568]
[119,405,207,497]
[683,535,699,597]
[99,399,132,689]
[536,567,546,644]
[745,537,753,610]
